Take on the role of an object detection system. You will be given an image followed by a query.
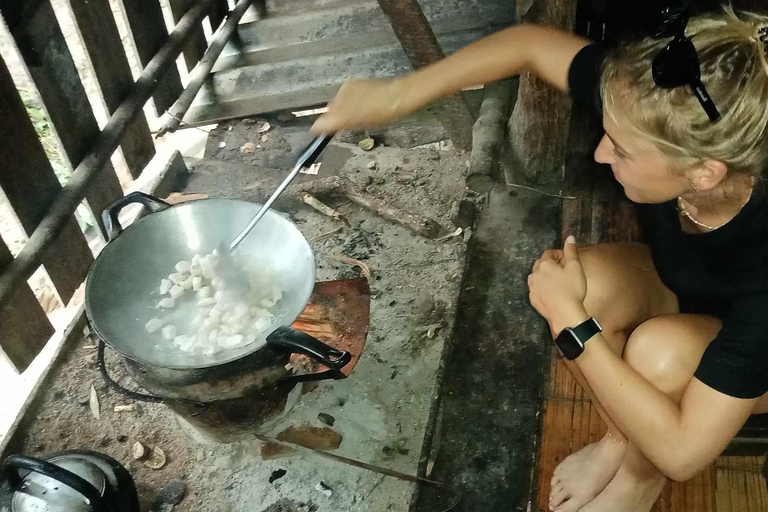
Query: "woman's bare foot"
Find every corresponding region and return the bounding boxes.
[549,433,627,512]
[579,461,666,512]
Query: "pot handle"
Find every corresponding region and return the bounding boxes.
[267,326,352,378]
[3,454,106,511]
[102,191,170,241]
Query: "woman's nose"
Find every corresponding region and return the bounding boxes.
[594,135,614,165]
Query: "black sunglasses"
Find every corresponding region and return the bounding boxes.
[650,0,721,122]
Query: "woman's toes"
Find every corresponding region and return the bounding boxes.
[549,485,570,509]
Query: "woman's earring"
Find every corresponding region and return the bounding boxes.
[690,181,700,192]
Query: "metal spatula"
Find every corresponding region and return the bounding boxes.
[217,134,332,295]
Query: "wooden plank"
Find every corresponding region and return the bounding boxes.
[4,0,124,239]
[169,0,209,71]
[120,0,184,115]
[0,53,93,304]
[376,0,474,152]
[0,239,54,373]
[209,0,230,31]
[69,0,156,178]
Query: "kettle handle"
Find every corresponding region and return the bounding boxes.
[3,455,105,511]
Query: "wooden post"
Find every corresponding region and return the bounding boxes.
[119,0,185,115]
[505,0,578,185]
[376,0,474,152]
[169,0,209,72]
[0,239,54,373]
[69,0,157,178]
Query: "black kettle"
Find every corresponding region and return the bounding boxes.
[1,450,139,512]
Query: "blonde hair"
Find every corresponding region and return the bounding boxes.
[600,7,768,178]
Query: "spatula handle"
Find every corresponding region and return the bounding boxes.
[229,134,332,251]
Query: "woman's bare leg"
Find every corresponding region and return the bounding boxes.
[581,314,721,512]
[547,243,679,512]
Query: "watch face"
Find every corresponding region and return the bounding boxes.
[556,328,585,360]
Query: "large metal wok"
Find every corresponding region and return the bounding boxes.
[85,192,351,376]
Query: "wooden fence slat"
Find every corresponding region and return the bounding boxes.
[69,0,156,179]
[209,0,230,32]
[3,1,124,239]
[0,239,54,373]
[0,55,93,304]
[169,0,209,71]
[120,0,184,115]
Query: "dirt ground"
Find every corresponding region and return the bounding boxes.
[9,116,476,512]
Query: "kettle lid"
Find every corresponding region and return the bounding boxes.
[12,455,106,512]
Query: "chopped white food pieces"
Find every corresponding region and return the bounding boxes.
[145,318,164,333]
[198,297,216,307]
[148,250,284,356]
[169,285,184,300]
[161,325,177,340]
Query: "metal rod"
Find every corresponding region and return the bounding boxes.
[157,0,254,136]
[0,0,217,312]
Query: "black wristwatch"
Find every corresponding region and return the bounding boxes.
[555,317,602,360]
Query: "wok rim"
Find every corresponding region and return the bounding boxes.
[85,198,316,370]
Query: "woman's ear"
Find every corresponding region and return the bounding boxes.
[688,159,728,191]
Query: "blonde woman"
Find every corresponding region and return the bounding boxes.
[313,6,768,512]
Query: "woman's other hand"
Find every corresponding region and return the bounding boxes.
[528,235,588,328]
[311,79,406,134]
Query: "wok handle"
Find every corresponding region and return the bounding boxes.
[3,455,106,511]
[267,326,351,375]
[102,191,170,241]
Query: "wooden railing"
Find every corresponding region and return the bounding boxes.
[0,0,236,373]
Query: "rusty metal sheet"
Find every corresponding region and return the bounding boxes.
[121,0,184,115]
[0,239,54,373]
[290,278,371,378]
[0,53,93,304]
[169,0,209,71]
[69,0,156,178]
[3,0,125,238]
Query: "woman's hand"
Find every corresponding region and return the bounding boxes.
[528,235,588,329]
[311,79,408,134]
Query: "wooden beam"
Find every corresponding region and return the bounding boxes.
[0,54,93,304]
[4,0,125,239]
[169,0,209,71]
[0,239,54,373]
[376,0,474,151]
[0,0,217,314]
[158,0,254,136]
[119,0,185,115]
[69,0,157,178]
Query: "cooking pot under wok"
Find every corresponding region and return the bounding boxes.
[86,192,350,373]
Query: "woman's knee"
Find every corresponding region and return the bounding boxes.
[622,315,721,399]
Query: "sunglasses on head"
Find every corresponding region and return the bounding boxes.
[650,0,721,122]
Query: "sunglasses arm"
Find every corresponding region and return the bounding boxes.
[689,79,721,122]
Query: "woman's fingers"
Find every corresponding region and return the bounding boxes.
[311,79,403,133]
